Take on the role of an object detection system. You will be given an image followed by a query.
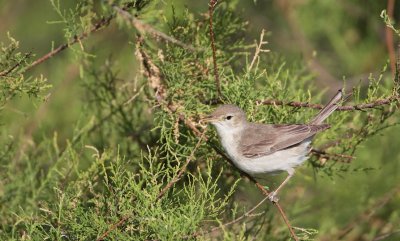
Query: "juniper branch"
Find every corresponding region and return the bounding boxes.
[24,3,136,72]
[257,96,399,111]
[385,0,396,77]
[137,42,300,241]
[0,52,32,77]
[96,130,206,241]
[113,6,197,51]
[208,0,222,99]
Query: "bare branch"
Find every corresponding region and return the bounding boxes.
[248,29,270,71]
[208,0,222,99]
[257,96,399,111]
[385,0,396,77]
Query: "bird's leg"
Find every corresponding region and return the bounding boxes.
[268,168,295,202]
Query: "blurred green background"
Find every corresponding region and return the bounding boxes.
[1,0,399,240]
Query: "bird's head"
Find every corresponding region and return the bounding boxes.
[202,104,247,130]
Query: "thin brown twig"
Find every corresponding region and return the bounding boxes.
[257,96,399,111]
[0,52,32,77]
[311,148,354,164]
[113,6,196,51]
[208,0,222,99]
[248,29,270,71]
[24,3,136,72]
[386,0,396,77]
[96,215,130,241]
[396,43,400,86]
[254,182,299,241]
[26,16,113,71]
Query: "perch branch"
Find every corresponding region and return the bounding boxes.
[136,41,299,240]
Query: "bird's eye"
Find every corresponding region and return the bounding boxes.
[226,115,233,120]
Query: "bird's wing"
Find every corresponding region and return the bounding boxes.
[239,123,329,158]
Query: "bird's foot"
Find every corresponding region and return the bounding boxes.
[267,191,279,203]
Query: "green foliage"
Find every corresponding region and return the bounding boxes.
[0,34,50,109]
[1,0,400,240]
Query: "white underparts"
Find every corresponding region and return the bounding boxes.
[214,122,311,175]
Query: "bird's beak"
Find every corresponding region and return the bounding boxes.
[200,115,219,124]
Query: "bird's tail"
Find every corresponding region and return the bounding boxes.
[309,89,345,125]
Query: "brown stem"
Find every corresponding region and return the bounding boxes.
[254,182,299,241]
[208,0,222,99]
[24,3,136,72]
[311,148,354,163]
[114,6,196,51]
[0,52,32,77]
[96,215,130,241]
[258,96,398,111]
[386,0,396,77]
[26,16,113,71]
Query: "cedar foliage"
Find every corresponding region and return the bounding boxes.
[0,1,399,240]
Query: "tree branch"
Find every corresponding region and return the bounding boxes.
[24,3,136,72]
[136,41,299,241]
[96,129,207,241]
[385,0,396,77]
[0,52,32,77]
[248,29,270,71]
[257,96,399,111]
[113,6,196,52]
[208,0,222,99]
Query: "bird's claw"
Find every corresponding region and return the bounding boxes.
[268,191,279,203]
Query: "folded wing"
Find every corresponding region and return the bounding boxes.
[239,123,329,158]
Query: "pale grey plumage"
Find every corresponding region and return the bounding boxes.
[239,123,329,158]
[204,89,344,202]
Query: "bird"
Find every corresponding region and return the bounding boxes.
[202,89,344,202]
